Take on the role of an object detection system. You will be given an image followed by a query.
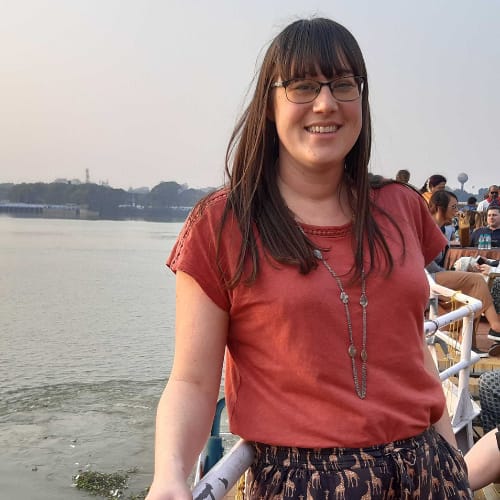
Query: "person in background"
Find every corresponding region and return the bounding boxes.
[429,190,458,243]
[427,190,500,357]
[420,174,447,205]
[477,185,499,212]
[471,203,500,247]
[472,257,500,344]
[463,196,477,211]
[146,17,471,500]
[395,169,410,183]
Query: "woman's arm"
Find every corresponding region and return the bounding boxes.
[465,427,500,491]
[421,336,457,447]
[146,271,229,500]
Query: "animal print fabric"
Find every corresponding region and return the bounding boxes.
[245,428,472,499]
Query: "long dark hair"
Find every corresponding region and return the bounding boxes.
[428,190,457,216]
[420,174,447,194]
[214,17,400,287]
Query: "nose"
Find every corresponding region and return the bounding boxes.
[312,84,339,112]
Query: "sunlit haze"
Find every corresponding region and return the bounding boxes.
[1,0,499,192]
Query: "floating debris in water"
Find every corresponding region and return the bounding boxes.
[73,470,128,498]
[72,469,149,499]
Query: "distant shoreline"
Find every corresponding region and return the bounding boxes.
[0,203,191,222]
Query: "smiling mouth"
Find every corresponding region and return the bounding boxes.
[306,125,339,134]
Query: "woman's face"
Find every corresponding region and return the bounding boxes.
[431,182,446,193]
[270,71,362,177]
[444,197,458,224]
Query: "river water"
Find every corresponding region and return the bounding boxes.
[0,217,214,499]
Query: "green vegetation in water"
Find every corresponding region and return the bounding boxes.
[72,469,149,499]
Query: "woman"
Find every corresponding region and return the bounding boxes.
[428,190,459,252]
[420,174,447,205]
[147,18,471,499]
[427,190,500,357]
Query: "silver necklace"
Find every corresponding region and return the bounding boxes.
[313,248,368,399]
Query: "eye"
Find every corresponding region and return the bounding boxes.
[288,79,318,92]
[333,77,357,91]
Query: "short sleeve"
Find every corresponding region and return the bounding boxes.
[167,191,232,311]
[374,184,447,266]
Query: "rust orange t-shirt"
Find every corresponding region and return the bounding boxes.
[167,183,447,448]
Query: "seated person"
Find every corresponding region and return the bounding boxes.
[454,256,500,344]
[477,185,499,212]
[470,204,500,247]
[420,174,447,205]
[395,169,410,183]
[463,196,477,212]
[427,191,500,356]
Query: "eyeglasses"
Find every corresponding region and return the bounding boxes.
[271,76,364,104]
[490,191,498,195]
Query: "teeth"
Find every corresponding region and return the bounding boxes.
[307,125,338,133]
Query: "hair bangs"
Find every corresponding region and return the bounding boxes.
[273,19,366,81]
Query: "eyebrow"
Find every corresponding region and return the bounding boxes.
[298,67,354,78]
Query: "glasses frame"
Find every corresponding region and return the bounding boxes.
[271,76,365,104]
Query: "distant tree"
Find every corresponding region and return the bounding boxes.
[149,182,182,207]
[178,187,210,207]
[0,183,14,201]
[2,180,210,220]
[8,183,47,204]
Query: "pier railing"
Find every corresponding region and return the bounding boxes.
[192,273,483,499]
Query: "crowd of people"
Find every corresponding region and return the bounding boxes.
[400,171,500,487]
[401,173,500,356]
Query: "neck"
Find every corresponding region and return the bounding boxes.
[434,213,447,227]
[277,166,352,226]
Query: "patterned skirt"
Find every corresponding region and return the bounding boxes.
[245,427,472,499]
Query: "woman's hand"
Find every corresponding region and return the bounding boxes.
[145,478,192,500]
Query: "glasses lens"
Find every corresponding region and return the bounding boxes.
[331,76,362,101]
[285,80,320,103]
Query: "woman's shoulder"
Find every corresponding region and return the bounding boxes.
[174,188,229,244]
[167,188,229,269]
[187,187,229,224]
[371,179,424,207]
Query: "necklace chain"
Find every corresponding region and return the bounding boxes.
[313,249,368,399]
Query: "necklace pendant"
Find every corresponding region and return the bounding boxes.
[313,249,323,260]
[318,257,368,399]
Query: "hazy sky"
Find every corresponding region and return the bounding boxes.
[1,0,499,192]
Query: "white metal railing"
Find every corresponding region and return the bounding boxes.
[192,273,484,498]
[192,439,254,500]
[425,272,483,451]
